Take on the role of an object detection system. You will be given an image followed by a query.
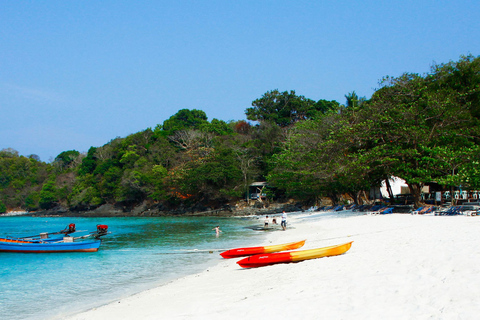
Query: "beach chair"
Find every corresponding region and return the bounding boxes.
[378,207,394,214]
[434,208,445,216]
[362,205,373,212]
[445,206,462,216]
[344,204,356,210]
[415,206,434,214]
[423,207,435,214]
[458,205,480,216]
[467,209,479,216]
[371,205,388,214]
[442,207,453,215]
[411,207,425,214]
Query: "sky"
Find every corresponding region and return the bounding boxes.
[1,1,479,162]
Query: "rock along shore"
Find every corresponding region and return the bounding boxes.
[29,201,305,218]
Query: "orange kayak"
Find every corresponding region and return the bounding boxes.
[220,240,306,259]
[237,241,353,268]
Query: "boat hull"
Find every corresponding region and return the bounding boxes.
[220,240,306,259]
[0,239,101,253]
[237,241,353,268]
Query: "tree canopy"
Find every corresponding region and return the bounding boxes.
[1,55,479,212]
[246,90,339,127]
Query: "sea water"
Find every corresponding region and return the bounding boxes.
[0,215,266,320]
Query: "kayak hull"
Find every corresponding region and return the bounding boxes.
[237,241,353,268]
[220,240,306,259]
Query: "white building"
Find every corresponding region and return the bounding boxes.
[380,177,410,198]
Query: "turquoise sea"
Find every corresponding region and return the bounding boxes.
[0,215,267,320]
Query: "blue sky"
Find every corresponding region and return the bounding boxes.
[1,1,479,162]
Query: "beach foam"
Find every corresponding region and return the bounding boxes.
[66,213,480,319]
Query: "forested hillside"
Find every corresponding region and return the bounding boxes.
[1,55,479,213]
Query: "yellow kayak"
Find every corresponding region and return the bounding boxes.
[237,241,353,268]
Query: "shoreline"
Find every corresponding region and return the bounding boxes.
[65,213,480,319]
[22,201,305,218]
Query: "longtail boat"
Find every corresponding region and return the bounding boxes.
[0,238,102,253]
[220,240,306,259]
[0,225,110,253]
[237,241,353,268]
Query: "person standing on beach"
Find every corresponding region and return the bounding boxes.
[264,216,269,228]
[281,211,287,230]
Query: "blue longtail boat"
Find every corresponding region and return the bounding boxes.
[0,225,109,253]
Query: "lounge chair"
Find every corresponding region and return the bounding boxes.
[370,205,387,213]
[443,206,462,216]
[422,207,435,214]
[345,204,357,210]
[378,207,394,214]
[353,205,365,211]
[361,205,373,212]
[411,207,425,214]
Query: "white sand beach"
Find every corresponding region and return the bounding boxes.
[67,213,480,320]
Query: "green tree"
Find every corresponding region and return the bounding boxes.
[39,179,58,209]
[54,150,80,169]
[268,112,380,204]
[0,148,50,210]
[342,56,480,207]
[344,91,367,109]
[200,118,234,135]
[98,167,123,201]
[78,147,98,176]
[147,164,168,201]
[159,109,209,135]
[246,90,335,127]
[164,143,243,204]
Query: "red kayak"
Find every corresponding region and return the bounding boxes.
[220,240,306,259]
[237,241,353,268]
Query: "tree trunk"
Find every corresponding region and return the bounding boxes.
[451,185,455,206]
[328,193,339,205]
[355,191,362,205]
[362,190,369,204]
[347,192,359,205]
[385,177,395,204]
[408,183,423,208]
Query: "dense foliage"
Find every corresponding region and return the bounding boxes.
[269,55,480,207]
[0,148,51,211]
[1,55,479,212]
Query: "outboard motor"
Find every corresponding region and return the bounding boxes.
[61,223,76,234]
[96,225,109,237]
[68,223,76,233]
